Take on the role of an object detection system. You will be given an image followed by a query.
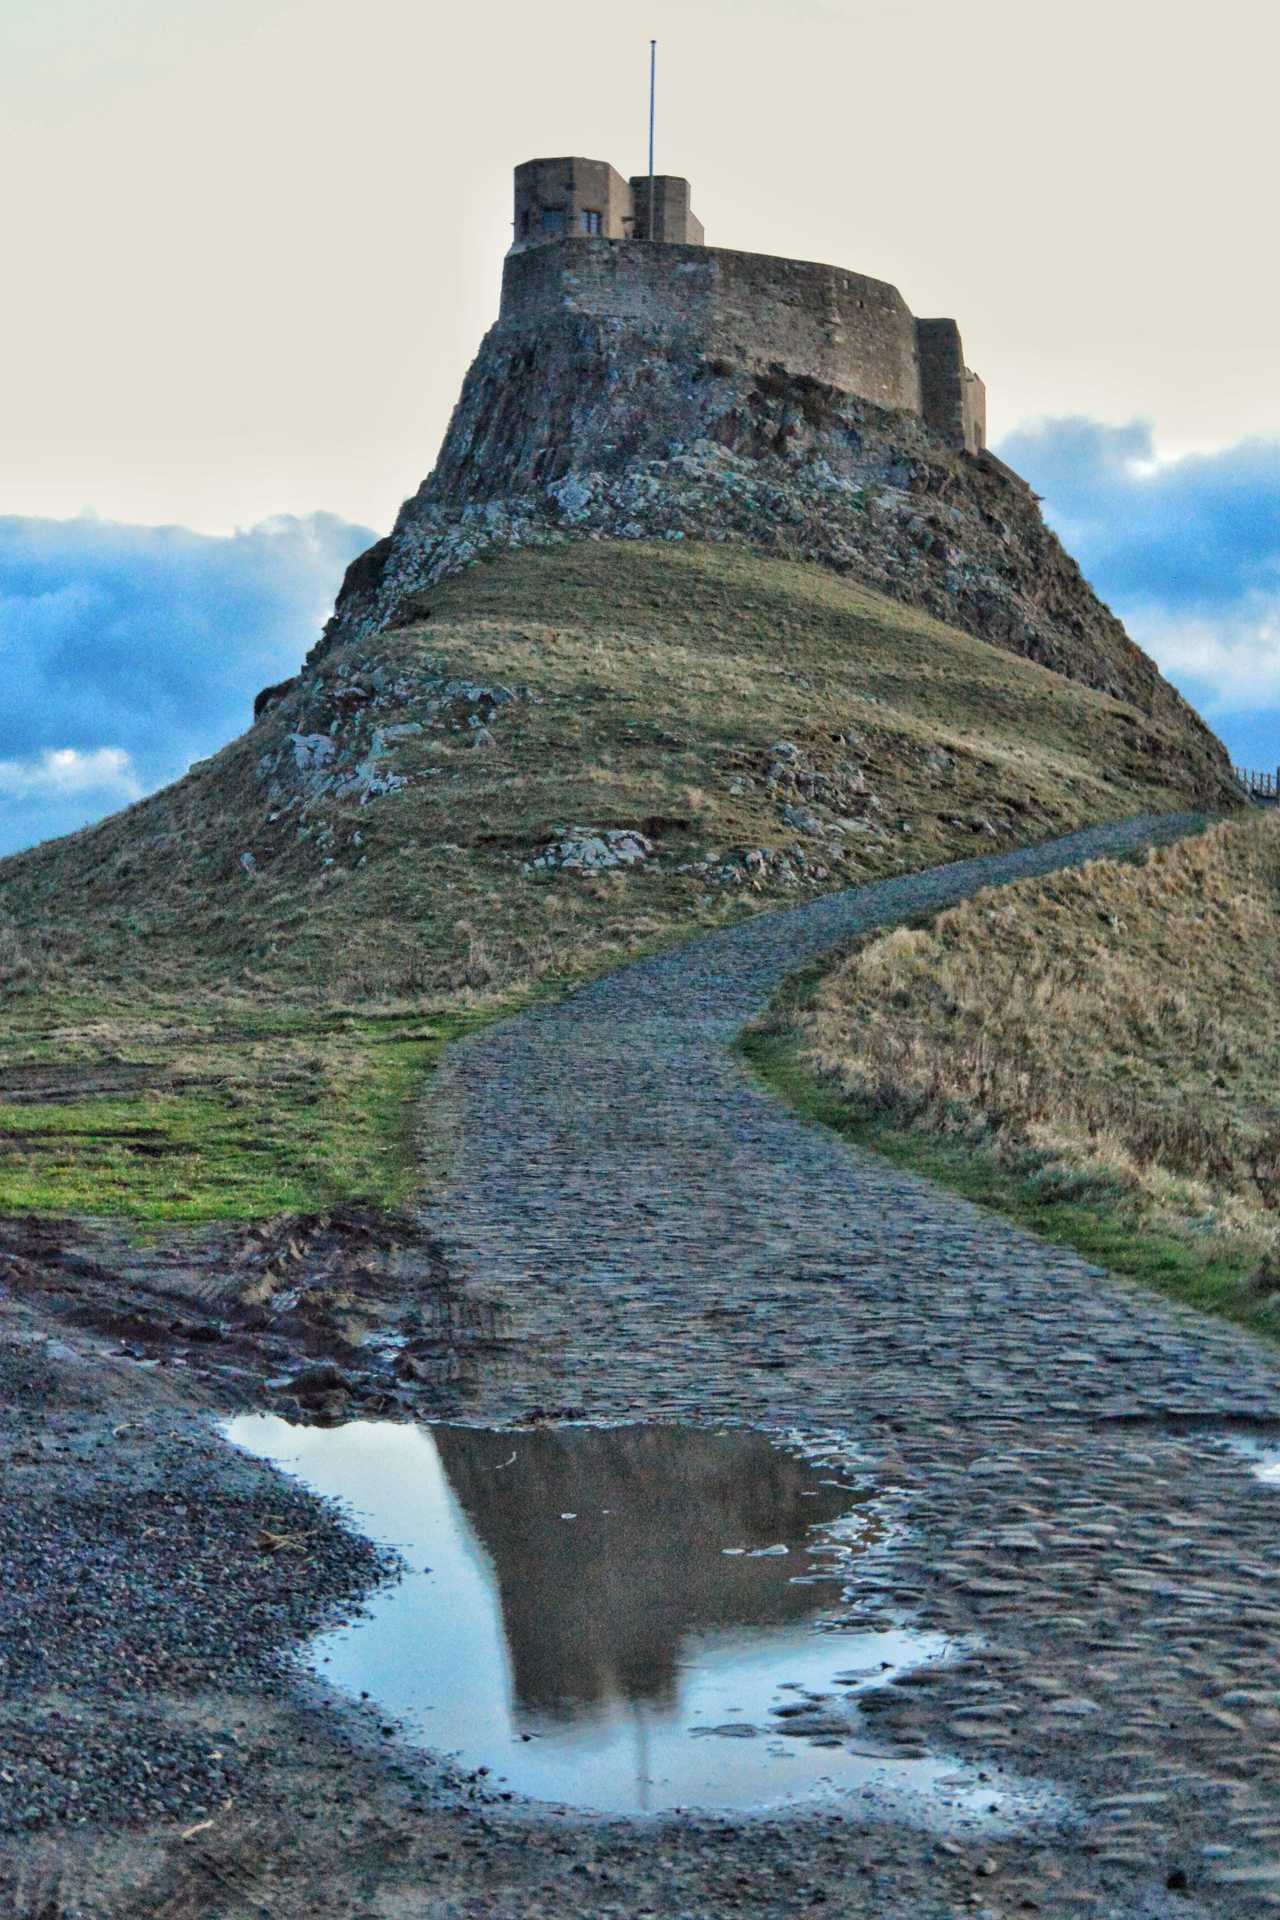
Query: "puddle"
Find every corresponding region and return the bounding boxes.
[224,1416,1057,1823]
[1224,1436,1280,1484]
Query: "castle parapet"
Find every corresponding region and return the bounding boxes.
[501,238,922,419]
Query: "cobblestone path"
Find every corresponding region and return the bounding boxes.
[432,813,1280,1915]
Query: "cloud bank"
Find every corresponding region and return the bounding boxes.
[0,511,374,855]
[998,419,1280,769]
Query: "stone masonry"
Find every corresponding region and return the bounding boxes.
[510,156,704,250]
[427,812,1280,1914]
[506,155,983,451]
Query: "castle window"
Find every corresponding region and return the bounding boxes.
[580,209,603,235]
[519,210,531,236]
[540,207,567,236]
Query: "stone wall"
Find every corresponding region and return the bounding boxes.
[629,175,705,245]
[505,156,983,451]
[500,238,925,416]
[915,319,985,453]
[511,158,637,250]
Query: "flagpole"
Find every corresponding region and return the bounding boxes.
[648,39,656,240]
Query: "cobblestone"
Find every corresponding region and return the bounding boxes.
[428,812,1280,1913]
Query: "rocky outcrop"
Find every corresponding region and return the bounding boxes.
[315,309,1226,768]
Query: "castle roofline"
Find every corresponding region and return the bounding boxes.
[518,154,623,171]
[511,154,702,251]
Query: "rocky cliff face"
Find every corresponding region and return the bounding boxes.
[319,310,1224,764]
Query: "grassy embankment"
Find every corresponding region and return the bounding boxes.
[0,541,1236,1224]
[744,814,1280,1339]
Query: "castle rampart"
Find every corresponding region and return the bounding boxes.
[501,239,923,418]
[501,157,985,453]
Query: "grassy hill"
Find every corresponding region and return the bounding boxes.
[749,813,1280,1336]
[0,540,1238,1222]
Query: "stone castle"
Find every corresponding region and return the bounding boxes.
[321,146,1219,760]
[505,156,986,455]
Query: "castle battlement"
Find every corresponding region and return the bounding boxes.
[502,156,985,454]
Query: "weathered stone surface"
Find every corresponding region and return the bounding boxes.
[526,828,654,874]
[314,316,1235,805]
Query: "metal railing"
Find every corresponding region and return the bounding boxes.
[1233,766,1280,803]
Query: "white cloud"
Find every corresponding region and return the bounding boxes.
[1125,600,1280,712]
[0,745,144,801]
[997,417,1280,767]
[0,507,373,856]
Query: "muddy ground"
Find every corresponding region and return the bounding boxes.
[0,1202,1248,1920]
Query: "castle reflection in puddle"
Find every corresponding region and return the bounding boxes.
[223,1416,1038,1823]
[432,1422,867,1723]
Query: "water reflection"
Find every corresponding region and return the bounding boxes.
[434,1423,864,1721]
[1224,1436,1280,1484]
[223,1415,1052,1822]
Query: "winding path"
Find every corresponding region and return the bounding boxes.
[430,812,1280,1913]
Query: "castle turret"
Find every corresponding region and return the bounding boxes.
[510,156,703,253]
[628,174,705,246]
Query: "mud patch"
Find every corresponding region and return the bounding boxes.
[0,1210,505,1418]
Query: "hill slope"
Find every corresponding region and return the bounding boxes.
[322,308,1225,758]
[0,541,1235,1004]
[0,541,1236,1218]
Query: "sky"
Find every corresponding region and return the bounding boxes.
[1,0,1277,854]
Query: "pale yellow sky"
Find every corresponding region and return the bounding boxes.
[3,0,1276,533]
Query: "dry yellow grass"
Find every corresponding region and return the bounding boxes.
[798,814,1280,1277]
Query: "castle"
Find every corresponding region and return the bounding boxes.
[504,156,986,455]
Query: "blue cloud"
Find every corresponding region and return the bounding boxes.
[997,418,1280,770]
[0,511,373,855]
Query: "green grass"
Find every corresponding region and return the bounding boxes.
[740,1017,1280,1346]
[0,1005,487,1224]
[0,918,714,1225]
